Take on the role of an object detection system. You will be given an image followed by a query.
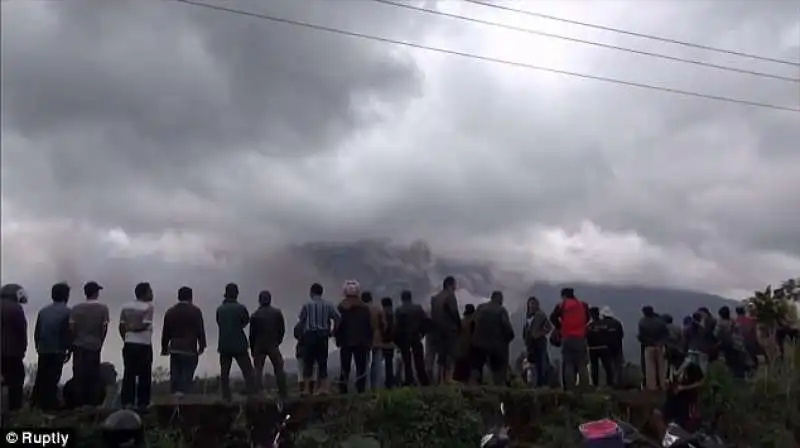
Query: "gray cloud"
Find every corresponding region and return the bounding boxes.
[2,0,799,372]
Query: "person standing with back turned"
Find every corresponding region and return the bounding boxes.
[249,290,288,400]
[1,283,29,413]
[70,281,110,407]
[119,282,155,410]
[638,305,668,390]
[216,283,256,402]
[430,276,461,384]
[160,286,206,398]
[297,283,340,396]
[32,282,72,411]
[550,287,590,390]
[394,290,430,386]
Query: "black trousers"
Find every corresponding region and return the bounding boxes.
[72,347,101,406]
[589,348,614,387]
[397,340,429,386]
[339,346,368,394]
[1,356,25,412]
[121,343,153,408]
[471,347,508,385]
[301,330,330,380]
[382,348,395,388]
[32,353,66,410]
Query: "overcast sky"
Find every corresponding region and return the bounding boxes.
[2,0,799,375]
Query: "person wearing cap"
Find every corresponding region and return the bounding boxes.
[32,282,72,411]
[216,283,256,402]
[119,282,155,409]
[249,290,288,399]
[1,283,29,412]
[69,280,110,407]
[161,286,206,398]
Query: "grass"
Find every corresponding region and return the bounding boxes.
[5,343,798,447]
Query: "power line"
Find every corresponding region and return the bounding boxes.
[371,0,798,83]
[463,0,800,67]
[174,0,800,113]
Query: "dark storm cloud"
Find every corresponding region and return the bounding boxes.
[374,0,800,260]
[1,0,422,229]
[2,0,799,314]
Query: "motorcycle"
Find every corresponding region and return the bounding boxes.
[480,402,510,448]
[661,422,725,448]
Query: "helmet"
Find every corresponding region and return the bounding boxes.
[342,279,361,297]
[0,283,28,304]
[101,409,144,448]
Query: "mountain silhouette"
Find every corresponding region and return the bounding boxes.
[281,240,737,371]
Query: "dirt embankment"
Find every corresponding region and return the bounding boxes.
[3,387,665,448]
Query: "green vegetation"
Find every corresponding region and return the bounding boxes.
[6,277,799,447]
[6,347,798,448]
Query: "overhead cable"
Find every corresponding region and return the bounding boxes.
[463,0,800,67]
[174,0,800,113]
[371,0,798,83]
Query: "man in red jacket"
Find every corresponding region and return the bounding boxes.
[550,288,590,390]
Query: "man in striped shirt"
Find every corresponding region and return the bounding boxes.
[297,283,339,395]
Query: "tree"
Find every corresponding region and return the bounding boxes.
[744,277,799,328]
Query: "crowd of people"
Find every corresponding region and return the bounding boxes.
[1,276,797,423]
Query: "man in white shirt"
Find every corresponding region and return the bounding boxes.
[119,282,154,409]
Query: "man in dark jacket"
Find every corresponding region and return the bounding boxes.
[715,306,745,379]
[394,290,430,386]
[587,307,616,388]
[1,283,28,412]
[454,304,476,383]
[249,290,287,399]
[161,286,206,397]
[430,276,461,384]
[216,283,256,402]
[523,296,552,388]
[379,297,396,388]
[697,307,719,362]
[336,280,373,394]
[599,307,625,388]
[472,291,515,386]
[638,305,669,390]
[32,283,72,410]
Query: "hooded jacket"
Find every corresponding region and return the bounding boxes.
[335,296,373,348]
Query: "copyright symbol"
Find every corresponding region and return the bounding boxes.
[5,431,19,444]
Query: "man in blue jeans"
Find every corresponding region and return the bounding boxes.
[523,297,552,387]
[161,286,206,398]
